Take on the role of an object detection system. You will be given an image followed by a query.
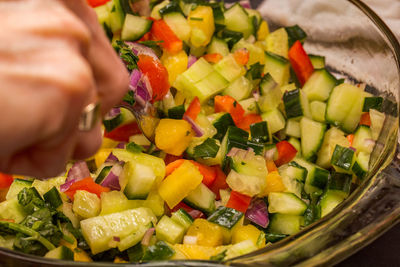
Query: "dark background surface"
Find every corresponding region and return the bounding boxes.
[336,222,400,266]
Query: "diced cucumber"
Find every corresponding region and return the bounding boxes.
[163,12,191,43]
[300,117,326,161]
[261,108,286,134]
[118,225,149,252]
[268,213,302,235]
[308,54,325,69]
[330,145,355,172]
[268,192,307,215]
[81,208,157,254]
[316,127,349,169]
[211,113,235,141]
[223,76,252,101]
[142,241,175,261]
[318,190,346,217]
[288,137,301,154]
[232,39,266,66]
[44,246,74,260]
[352,152,370,179]
[95,164,112,184]
[250,121,270,144]
[279,162,308,182]
[325,83,363,132]
[302,69,337,102]
[370,109,386,140]
[108,0,125,34]
[266,28,289,59]
[174,58,214,90]
[224,4,254,39]
[310,101,327,123]
[43,186,62,209]
[342,91,367,133]
[239,98,259,115]
[124,162,157,200]
[208,206,244,243]
[121,14,152,41]
[327,172,352,198]
[229,148,267,178]
[32,176,65,197]
[352,125,374,154]
[207,37,229,56]
[95,4,111,29]
[6,178,33,200]
[220,29,244,49]
[220,126,249,169]
[214,54,246,82]
[0,198,27,223]
[363,97,383,112]
[151,0,170,19]
[171,208,193,231]
[283,88,311,119]
[192,71,229,103]
[184,183,216,215]
[257,74,282,113]
[156,215,186,244]
[280,174,303,198]
[285,119,301,138]
[226,170,266,197]
[285,25,307,47]
[293,158,325,194]
[264,51,290,86]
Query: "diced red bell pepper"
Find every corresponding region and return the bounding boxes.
[236,114,263,131]
[137,54,170,102]
[288,40,314,86]
[209,165,228,200]
[203,53,223,63]
[233,48,249,65]
[103,122,142,142]
[274,141,298,166]
[170,202,205,219]
[150,19,183,54]
[87,0,110,7]
[226,190,252,213]
[360,112,371,126]
[0,173,13,189]
[65,177,110,201]
[184,97,201,121]
[347,134,355,147]
[214,95,245,125]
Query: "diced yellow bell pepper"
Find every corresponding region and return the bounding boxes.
[186,219,224,247]
[94,148,113,168]
[158,160,202,209]
[257,20,269,41]
[173,244,231,260]
[101,137,119,149]
[114,257,128,263]
[161,50,189,85]
[260,171,286,197]
[74,248,93,262]
[266,28,289,58]
[188,6,215,47]
[232,224,266,248]
[155,119,194,156]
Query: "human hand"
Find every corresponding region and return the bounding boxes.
[0,0,129,178]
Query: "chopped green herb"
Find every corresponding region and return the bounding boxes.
[127,142,145,153]
[115,40,139,71]
[193,138,220,158]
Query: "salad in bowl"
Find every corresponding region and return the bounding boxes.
[0,0,394,264]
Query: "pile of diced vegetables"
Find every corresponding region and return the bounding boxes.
[0,0,387,263]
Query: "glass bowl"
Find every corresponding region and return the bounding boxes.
[0,0,399,266]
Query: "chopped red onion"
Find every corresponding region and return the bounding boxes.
[101,163,124,191]
[113,236,121,242]
[141,228,155,246]
[227,147,241,157]
[349,147,356,152]
[105,152,119,163]
[188,55,197,68]
[66,161,90,182]
[252,90,260,101]
[245,198,269,228]
[116,142,126,149]
[105,108,121,120]
[239,0,251,9]
[129,69,141,90]
[60,178,76,193]
[136,76,152,102]
[264,147,277,161]
[183,115,204,137]
[126,42,158,60]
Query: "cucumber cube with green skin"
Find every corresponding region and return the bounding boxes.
[176,57,214,85]
[352,125,374,154]
[121,14,153,41]
[224,3,254,39]
[285,119,301,138]
[310,101,327,123]
[318,190,346,217]
[308,54,325,69]
[327,172,352,198]
[220,126,249,169]
[184,183,216,215]
[268,192,307,215]
[264,51,290,86]
[261,108,286,134]
[208,206,244,243]
[300,117,326,161]
[44,246,74,260]
[171,208,193,231]
[258,74,282,113]
[331,145,355,171]
[283,89,311,119]
[223,76,253,101]
[0,198,27,223]
[214,54,246,82]
[124,162,157,200]
[142,241,175,261]
[207,37,230,56]
[80,207,157,255]
[352,152,370,179]
[212,113,235,141]
[363,97,383,112]
[302,68,337,102]
[193,71,229,103]
[268,213,302,235]
[6,178,33,200]
[156,216,186,244]
[163,12,191,43]
[250,121,270,144]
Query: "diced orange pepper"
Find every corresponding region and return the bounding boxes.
[360,112,371,126]
[347,134,355,147]
[151,19,183,53]
[65,177,110,201]
[233,48,250,65]
[274,141,297,166]
[209,166,228,200]
[266,160,278,172]
[214,95,245,125]
[165,159,217,187]
[288,41,314,86]
[236,114,263,131]
[184,97,201,121]
[203,53,223,63]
